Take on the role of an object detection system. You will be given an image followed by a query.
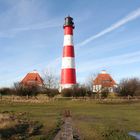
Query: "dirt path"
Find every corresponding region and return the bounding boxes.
[54,117,73,140]
[54,110,80,140]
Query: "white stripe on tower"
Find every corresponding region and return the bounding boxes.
[63,35,73,46]
[62,84,75,89]
[62,57,75,69]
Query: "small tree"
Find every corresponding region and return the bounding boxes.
[61,86,87,98]
[118,78,140,96]
[43,69,59,89]
[14,82,40,97]
[78,87,86,97]
[61,88,73,97]
[72,86,86,98]
[100,88,109,98]
[42,88,59,98]
[0,88,13,95]
[85,73,98,91]
[135,86,140,96]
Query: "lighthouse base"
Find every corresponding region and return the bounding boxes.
[59,84,76,92]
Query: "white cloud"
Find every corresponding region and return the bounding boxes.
[76,37,140,58]
[76,7,140,47]
[77,51,140,73]
[0,19,61,38]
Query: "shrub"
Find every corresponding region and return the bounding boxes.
[61,88,73,97]
[86,90,94,97]
[15,85,40,96]
[101,89,109,98]
[61,87,88,97]
[73,87,86,97]
[0,88,16,96]
[42,88,59,98]
[118,78,140,96]
[0,88,10,95]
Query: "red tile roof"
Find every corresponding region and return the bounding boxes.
[21,71,43,86]
[93,72,116,87]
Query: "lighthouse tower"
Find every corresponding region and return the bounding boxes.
[60,16,76,90]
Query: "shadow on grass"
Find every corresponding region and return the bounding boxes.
[0,111,43,140]
[102,128,135,140]
[0,121,43,140]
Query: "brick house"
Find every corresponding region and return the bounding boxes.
[93,70,117,93]
[21,70,44,87]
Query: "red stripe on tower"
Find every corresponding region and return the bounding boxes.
[60,16,76,90]
[63,46,74,57]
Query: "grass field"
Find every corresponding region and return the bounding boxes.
[0,100,140,140]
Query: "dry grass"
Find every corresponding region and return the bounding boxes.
[1,94,51,103]
[0,113,17,129]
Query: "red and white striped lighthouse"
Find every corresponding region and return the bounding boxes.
[60,16,76,90]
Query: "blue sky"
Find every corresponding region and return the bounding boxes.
[0,0,140,87]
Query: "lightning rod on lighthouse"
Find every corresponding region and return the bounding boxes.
[60,16,76,91]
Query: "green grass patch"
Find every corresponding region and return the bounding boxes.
[0,100,140,139]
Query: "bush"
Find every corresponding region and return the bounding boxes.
[0,88,16,95]
[73,87,86,97]
[61,88,73,97]
[15,84,40,96]
[101,89,109,98]
[42,88,59,98]
[61,87,89,97]
[118,78,140,96]
[86,90,94,97]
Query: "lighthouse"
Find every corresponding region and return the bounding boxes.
[60,16,76,90]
